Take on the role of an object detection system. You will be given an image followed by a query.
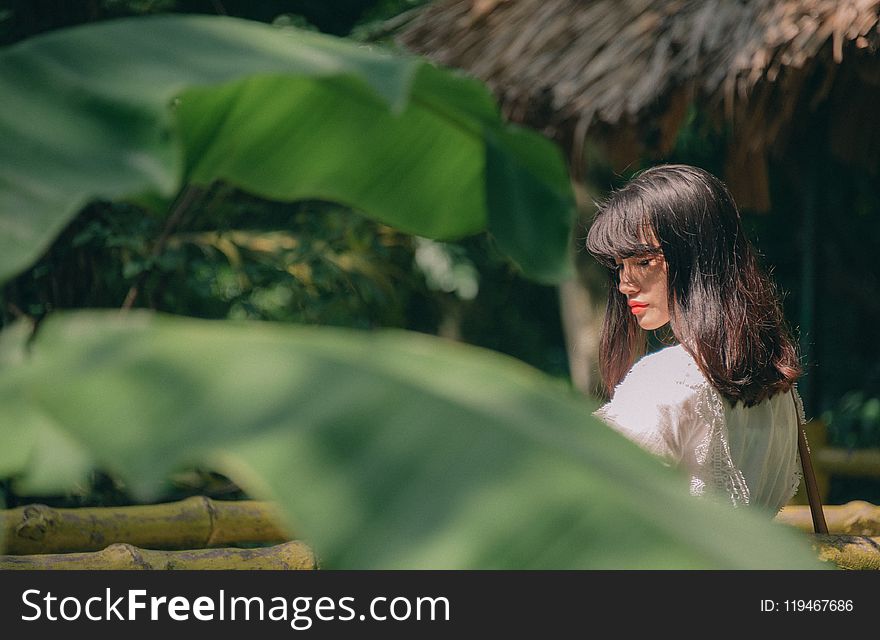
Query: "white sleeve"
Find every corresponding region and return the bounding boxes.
[592,357,701,466]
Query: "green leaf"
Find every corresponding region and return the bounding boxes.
[0,411,93,497]
[176,73,484,239]
[0,321,37,478]
[2,311,824,568]
[0,15,573,285]
[486,127,575,283]
[0,320,93,495]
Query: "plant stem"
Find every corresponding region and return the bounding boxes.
[121,185,202,311]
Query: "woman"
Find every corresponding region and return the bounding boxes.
[586,164,804,514]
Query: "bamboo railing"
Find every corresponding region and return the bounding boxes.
[2,496,879,569]
[1,497,310,570]
[776,501,880,535]
[0,541,315,570]
[2,496,288,555]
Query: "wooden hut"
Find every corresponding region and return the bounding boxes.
[399,0,880,210]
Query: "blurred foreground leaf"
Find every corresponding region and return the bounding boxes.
[0,311,823,568]
[0,14,573,285]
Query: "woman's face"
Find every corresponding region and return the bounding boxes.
[614,251,670,330]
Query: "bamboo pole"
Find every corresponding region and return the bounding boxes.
[0,541,316,570]
[777,501,880,535]
[1,497,289,555]
[815,448,880,477]
[813,535,880,570]
[797,419,828,534]
[787,419,829,504]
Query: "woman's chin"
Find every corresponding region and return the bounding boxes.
[638,316,670,331]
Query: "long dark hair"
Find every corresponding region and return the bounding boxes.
[585,164,801,408]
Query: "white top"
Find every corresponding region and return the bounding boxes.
[593,343,803,514]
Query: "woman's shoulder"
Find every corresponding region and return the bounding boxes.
[606,343,710,410]
[597,343,711,461]
[625,343,707,392]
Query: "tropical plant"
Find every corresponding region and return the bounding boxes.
[0,14,822,568]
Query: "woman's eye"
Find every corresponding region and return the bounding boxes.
[637,259,651,267]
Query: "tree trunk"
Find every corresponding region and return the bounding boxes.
[558,183,604,397]
[558,276,600,395]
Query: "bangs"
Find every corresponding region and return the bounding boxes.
[585,191,662,269]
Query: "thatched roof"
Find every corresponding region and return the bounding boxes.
[399,0,880,209]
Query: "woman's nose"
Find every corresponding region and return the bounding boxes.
[617,268,639,295]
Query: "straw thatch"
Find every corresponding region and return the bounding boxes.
[400,0,880,209]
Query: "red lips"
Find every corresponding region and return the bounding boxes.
[628,300,648,315]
